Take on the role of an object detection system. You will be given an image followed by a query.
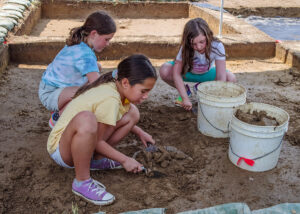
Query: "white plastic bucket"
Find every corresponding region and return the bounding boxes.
[228,102,289,172]
[196,81,247,138]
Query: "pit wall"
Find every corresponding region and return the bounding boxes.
[225,7,300,18]
[189,5,239,35]
[190,5,276,59]
[0,44,9,77]
[6,1,300,70]
[15,2,42,36]
[276,42,300,69]
[41,0,189,19]
[1,2,41,76]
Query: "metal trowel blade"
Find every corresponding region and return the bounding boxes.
[145,142,158,152]
[141,166,166,178]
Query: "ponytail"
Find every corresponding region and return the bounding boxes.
[73,72,115,98]
[66,26,88,46]
[73,54,157,99]
[66,11,116,46]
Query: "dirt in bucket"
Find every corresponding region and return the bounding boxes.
[235,109,279,126]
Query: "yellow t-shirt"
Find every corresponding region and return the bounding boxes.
[47,82,130,155]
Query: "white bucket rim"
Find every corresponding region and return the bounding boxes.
[231,102,290,130]
[197,81,247,104]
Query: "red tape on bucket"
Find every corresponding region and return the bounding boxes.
[237,157,255,166]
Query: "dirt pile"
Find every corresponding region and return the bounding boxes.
[133,144,193,178]
[0,60,300,213]
[235,109,279,126]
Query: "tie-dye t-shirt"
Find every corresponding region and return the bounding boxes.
[42,42,99,88]
[176,41,226,74]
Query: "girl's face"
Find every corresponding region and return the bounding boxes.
[191,34,207,54]
[89,31,114,53]
[124,78,156,105]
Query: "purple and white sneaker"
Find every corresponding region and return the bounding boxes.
[90,158,122,170]
[72,178,115,205]
[193,82,201,94]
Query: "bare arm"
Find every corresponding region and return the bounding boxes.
[132,125,155,147]
[215,60,227,81]
[173,60,192,110]
[95,122,143,172]
[97,62,102,73]
[173,60,188,100]
[86,71,100,84]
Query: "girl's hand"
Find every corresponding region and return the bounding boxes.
[182,97,192,111]
[139,130,155,147]
[122,157,143,173]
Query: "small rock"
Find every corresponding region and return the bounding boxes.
[143,195,152,206]
[174,152,186,160]
[79,200,87,207]
[187,195,198,202]
[160,160,169,168]
[207,171,214,176]
[25,169,32,176]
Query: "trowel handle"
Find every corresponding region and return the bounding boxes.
[141,166,147,172]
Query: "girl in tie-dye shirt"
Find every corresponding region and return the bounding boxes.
[159,18,236,111]
[39,11,116,128]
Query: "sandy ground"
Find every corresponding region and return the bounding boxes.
[30,19,190,38]
[0,0,300,213]
[0,57,299,213]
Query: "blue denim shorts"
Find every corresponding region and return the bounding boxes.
[50,145,74,169]
[38,80,64,111]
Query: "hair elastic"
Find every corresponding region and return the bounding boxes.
[112,69,118,79]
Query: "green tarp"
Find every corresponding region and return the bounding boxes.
[95,203,300,214]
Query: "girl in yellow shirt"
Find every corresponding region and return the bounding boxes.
[47,54,157,205]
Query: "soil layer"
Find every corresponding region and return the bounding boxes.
[0,58,299,213]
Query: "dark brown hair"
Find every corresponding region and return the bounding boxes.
[66,11,116,46]
[74,54,157,98]
[180,18,225,75]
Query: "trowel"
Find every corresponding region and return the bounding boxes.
[145,142,158,152]
[141,166,166,178]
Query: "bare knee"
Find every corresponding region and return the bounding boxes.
[159,63,172,81]
[58,86,79,110]
[75,111,98,136]
[115,105,140,130]
[227,72,237,82]
[128,104,140,124]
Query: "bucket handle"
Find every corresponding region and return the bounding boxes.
[229,135,284,166]
[199,103,230,134]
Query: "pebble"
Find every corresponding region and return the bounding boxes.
[79,200,87,207]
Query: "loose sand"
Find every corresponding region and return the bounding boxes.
[1,0,300,213]
[0,57,299,213]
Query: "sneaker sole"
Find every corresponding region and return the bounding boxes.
[49,119,55,129]
[90,165,123,171]
[72,189,115,206]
